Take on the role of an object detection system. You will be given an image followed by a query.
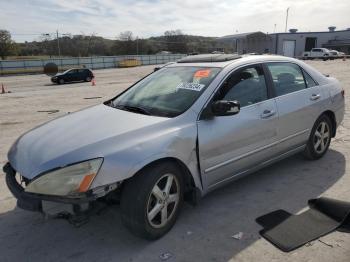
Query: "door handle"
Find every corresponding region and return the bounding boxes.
[261,110,276,119]
[310,94,321,101]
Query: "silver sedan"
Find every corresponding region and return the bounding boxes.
[4,54,345,239]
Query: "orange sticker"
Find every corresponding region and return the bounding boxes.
[194,69,211,78]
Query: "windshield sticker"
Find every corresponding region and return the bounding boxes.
[176,82,205,92]
[194,69,211,78]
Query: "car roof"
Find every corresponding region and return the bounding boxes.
[169,54,301,68]
[177,54,241,63]
[68,68,90,71]
[168,53,330,86]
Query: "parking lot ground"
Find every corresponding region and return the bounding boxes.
[1,61,350,262]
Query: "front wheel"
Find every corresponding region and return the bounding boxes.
[120,162,184,239]
[304,115,332,160]
[58,79,65,85]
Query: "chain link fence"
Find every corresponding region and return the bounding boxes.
[0,54,186,75]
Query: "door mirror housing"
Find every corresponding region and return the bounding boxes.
[211,100,240,116]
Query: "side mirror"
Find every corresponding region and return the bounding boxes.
[211,100,240,116]
[154,67,160,72]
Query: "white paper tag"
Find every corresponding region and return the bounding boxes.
[176,82,205,92]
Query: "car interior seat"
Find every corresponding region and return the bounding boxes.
[224,71,264,106]
[276,73,297,96]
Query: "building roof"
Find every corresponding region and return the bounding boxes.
[218,29,350,41]
[270,29,350,36]
[218,31,267,40]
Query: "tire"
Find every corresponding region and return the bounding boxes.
[85,76,92,82]
[304,114,333,160]
[58,79,65,85]
[120,162,184,239]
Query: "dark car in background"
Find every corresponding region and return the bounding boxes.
[51,68,94,84]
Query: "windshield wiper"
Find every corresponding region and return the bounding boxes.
[114,104,151,115]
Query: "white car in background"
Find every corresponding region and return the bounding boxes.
[302,48,332,60]
[329,50,346,57]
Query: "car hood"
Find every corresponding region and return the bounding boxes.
[52,73,63,77]
[8,104,169,179]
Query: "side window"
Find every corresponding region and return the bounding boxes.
[303,70,317,88]
[216,65,268,107]
[267,63,307,96]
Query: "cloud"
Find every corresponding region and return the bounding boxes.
[1,0,349,42]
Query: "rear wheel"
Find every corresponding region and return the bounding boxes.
[85,76,92,82]
[120,162,184,239]
[304,115,332,160]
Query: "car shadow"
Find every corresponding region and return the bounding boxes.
[0,149,346,261]
[44,81,90,87]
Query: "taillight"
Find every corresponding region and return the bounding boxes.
[341,89,345,98]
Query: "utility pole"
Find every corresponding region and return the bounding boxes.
[56,30,61,58]
[285,7,290,32]
[136,37,139,55]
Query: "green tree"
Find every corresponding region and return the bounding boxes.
[163,30,188,53]
[0,30,18,59]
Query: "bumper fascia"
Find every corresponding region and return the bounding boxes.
[3,162,98,212]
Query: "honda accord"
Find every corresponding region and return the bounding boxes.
[4,54,345,239]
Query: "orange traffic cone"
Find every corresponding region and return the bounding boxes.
[1,83,5,94]
[91,78,96,86]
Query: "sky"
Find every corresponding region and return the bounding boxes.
[1,0,349,42]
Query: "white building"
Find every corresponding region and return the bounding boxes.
[218,27,350,57]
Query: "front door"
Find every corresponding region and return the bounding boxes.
[197,64,279,189]
[66,69,79,81]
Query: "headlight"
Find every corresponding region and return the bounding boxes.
[25,158,103,196]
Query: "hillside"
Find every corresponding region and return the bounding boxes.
[15,33,232,57]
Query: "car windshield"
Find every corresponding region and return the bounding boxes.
[62,69,71,74]
[111,66,221,117]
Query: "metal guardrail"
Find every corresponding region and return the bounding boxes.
[0,54,186,75]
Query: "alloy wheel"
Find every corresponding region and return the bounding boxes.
[313,121,330,154]
[147,173,180,228]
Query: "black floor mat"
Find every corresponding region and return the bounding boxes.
[256,197,350,252]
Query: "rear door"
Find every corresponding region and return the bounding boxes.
[265,62,321,154]
[77,69,87,81]
[197,64,279,189]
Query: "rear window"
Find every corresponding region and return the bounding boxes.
[303,70,317,88]
[267,63,307,96]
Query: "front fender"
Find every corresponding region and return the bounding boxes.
[90,122,203,192]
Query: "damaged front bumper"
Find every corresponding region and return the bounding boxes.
[3,162,117,214]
